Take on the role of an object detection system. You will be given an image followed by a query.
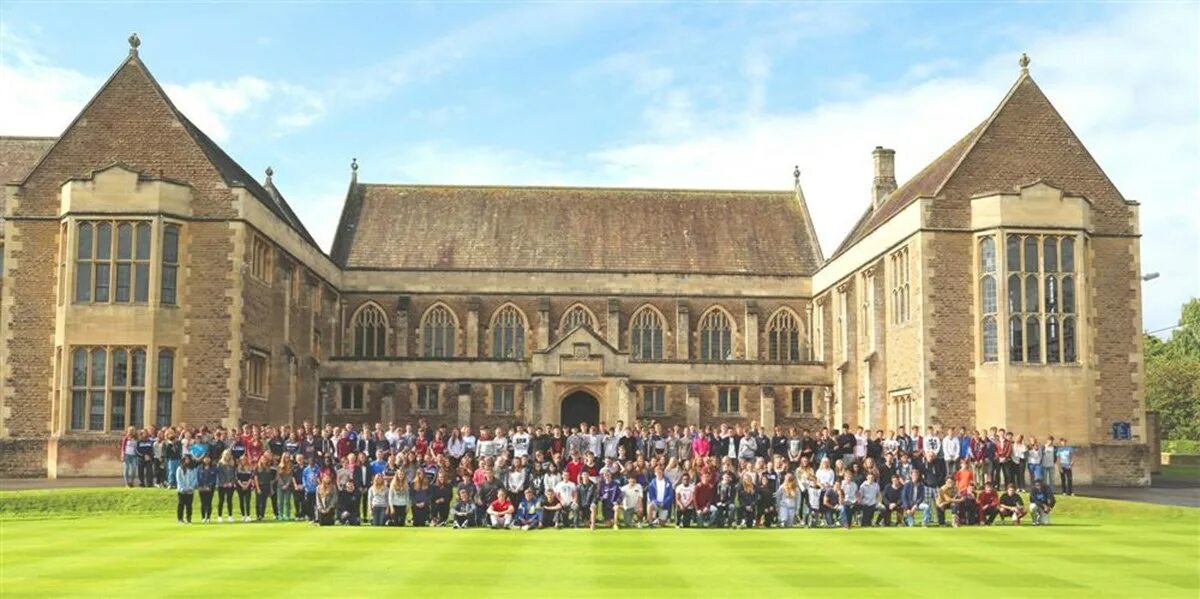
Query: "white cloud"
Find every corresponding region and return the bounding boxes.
[0,26,325,142]
[579,4,1198,332]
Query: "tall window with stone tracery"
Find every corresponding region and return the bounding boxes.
[698,308,733,362]
[979,236,998,362]
[491,305,525,359]
[352,303,388,358]
[630,307,664,361]
[766,309,802,362]
[1005,233,1077,364]
[422,305,456,358]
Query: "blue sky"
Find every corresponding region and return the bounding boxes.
[2,1,1197,333]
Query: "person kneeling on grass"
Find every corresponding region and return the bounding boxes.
[935,478,960,527]
[452,489,475,528]
[338,480,361,526]
[541,488,564,528]
[997,483,1025,525]
[645,466,674,528]
[1029,479,1055,526]
[315,477,337,526]
[619,476,644,529]
[977,482,1000,525]
[488,489,515,529]
[515,488,543,530]
[175,455,197,524]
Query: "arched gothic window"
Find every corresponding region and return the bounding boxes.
[352,302,388,358]
[491,305,526,359]
[767,309,802,362]
[630,306,664,361]
[422,304,456,358]
[561,305,595,331]
[699,308,733,362]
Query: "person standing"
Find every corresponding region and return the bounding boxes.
[315,476,337,526]
[253,456,276,521]
[175,455,197,524]
[410,472,431,527]
[276,457,294,521]
[216,450,237,523]
[235,456,254,523]
[1056,438,1075,496]
[164,431,182,489]
[120,427,139,488]
[196,455,217,523]
[387,472,410,526]
[1041,437,1058,492]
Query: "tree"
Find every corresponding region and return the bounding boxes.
[1145,298,1200,442]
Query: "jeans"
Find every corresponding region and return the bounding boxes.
[123,455,138,486]
[371,506,388,526]
[777,505,796,527]
[255,490,271,519]
[1060,467,1073,495]
[218,487,235,517]
[905,503,931,526]
[138,458,156,487]
[1031,503,1051,525]
[390,505,408,526]
[166,459,180,487]
[838,504,856,527]
[276,487,293,520]
[859,505,875,527]
[176,492,194,522]
[1042,466,1056,492]
[198,490,214,520]
[237,488,252,517]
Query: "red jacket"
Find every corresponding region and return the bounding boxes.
[694,483,715,510]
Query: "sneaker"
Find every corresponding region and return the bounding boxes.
[178,520,185,525]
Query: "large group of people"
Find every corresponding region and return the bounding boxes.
[125,419,1073,529]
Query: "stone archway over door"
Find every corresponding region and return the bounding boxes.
[561,391,600,429]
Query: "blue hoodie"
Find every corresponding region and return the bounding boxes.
[303,465,321,493]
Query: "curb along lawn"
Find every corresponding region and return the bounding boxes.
[1,488,1197,598]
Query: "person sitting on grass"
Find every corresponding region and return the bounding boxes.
[1029,479,1056,526]
[515,488,543,530]
[619,474,644,529]
[452,488,475,528]
[487,489,515,529]
[338,479,361,526]
[997,483,1025,525]
[315,476,337,526]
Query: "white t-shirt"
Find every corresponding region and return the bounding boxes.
[512,432,531,457]
[621,484,643,510]
[676,484,695,508]
[554,480,577,506]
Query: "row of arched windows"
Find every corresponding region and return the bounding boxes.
[348,302,809,362]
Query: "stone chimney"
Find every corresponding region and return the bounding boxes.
[871,146,897,209]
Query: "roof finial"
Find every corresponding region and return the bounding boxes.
[793,165,800,185]
[128,33,141,57]
[1019,52,1030,74]
[350,158,358,183]
[265,166,274,183]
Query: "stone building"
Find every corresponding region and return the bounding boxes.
[0,40,1149,484]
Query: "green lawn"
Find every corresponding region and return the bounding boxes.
[1,490,1197,597]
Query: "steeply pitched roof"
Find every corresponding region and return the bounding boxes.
[331,184,823,275]
[0,136,56,240]
[11,50,318,249]
[829,69,1130,260]
[0,137,56,185]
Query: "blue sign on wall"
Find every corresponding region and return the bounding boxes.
[1111,421,1132,440]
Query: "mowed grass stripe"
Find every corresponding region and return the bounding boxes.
[1,495,1197,598]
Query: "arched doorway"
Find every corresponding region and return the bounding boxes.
[560,390,600,430]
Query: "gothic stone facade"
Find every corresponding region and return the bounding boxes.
[0,46,1149,485]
